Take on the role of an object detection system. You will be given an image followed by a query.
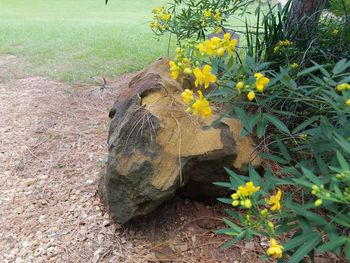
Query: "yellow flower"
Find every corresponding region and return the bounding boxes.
[223,33,238,54]
[255,73,270,92]
[149,21,158,29]
[243,199,252,208]
[192,91,212,118]
[161,13,171,21]
[247,91,256,101]
[169,61,181,80]
[291,63,299,69]
[204,9,211,17]
[193,65,217,88]
[237,181,260,197]
[231,193,239,200]
[232,200,240,206]
[336,83,350,91]
[267,189,282,211]
[267,238,284,259]
[181,89,194,105]
[346,99,350,106]
[214,10,221,22]
[236,81,244,90]
[196,43,207,55]
[315,199,323,207]
[217,48,225,57]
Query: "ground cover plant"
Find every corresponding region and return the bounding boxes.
[0,0,170,82]
[150,0,350,261]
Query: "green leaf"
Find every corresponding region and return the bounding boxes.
[292,178,313,188]
[276,139,291,161]
[288,233,321,263]
[259,153,288,164]
[249,164,262,186]
[235,107,252,133]
[283,232,318,251]
[297,64,325,77]
[223,218,242,232]
[225,208,243,221]
[332,58,350,75]
[334,133,350,154]
[301,167,322,186]
[317,237,347,252]
[213,182,232,189]
[227,56,235,70]
[263,113,290,133]
[332,214,350,227]
[292,116,318,134]
[286,202,327,225]
[256,119,267,139]
[221,231,245,250]
[217,198,233,205]
[224,167,245,188]
[336,151,349,171]
[345,240,350,262]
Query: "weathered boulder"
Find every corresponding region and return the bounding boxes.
[104,58,260,224]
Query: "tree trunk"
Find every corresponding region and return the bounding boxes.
[287,0,327,41]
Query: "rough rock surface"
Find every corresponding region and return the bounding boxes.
[105,58,260,224]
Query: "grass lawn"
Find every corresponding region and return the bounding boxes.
[0,0,171,82]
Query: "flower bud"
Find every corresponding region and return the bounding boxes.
[267,221,275,232]
[312,185,319,191]
[260,209,269,217]
[231,193,239,200]
[184,68,192,75]
[315,199,322,207]
[232,200,240,207]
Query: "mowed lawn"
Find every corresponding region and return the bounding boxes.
[0,0,170,81]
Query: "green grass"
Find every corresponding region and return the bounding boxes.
[0,0,171,82]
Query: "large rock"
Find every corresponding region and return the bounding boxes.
[104,58,260,224]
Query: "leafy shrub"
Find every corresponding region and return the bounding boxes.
[148,0,350,261]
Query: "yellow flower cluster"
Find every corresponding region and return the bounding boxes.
[197,33,238,58]
[168,48,193,80]
[230,182,285,259]
[231,181,260,209]
[273,39,293,53]
[336,83,350,91]
[193,65,217,88]
[311,185,328,207]
[181,89,212,118]
[214,10,221,22]
[150,6,171,31]
[239,73,270,101]
[267,238,284,259]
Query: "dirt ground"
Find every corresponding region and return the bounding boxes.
[0,55,341,263]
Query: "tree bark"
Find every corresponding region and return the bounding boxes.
[287,0,327,41]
